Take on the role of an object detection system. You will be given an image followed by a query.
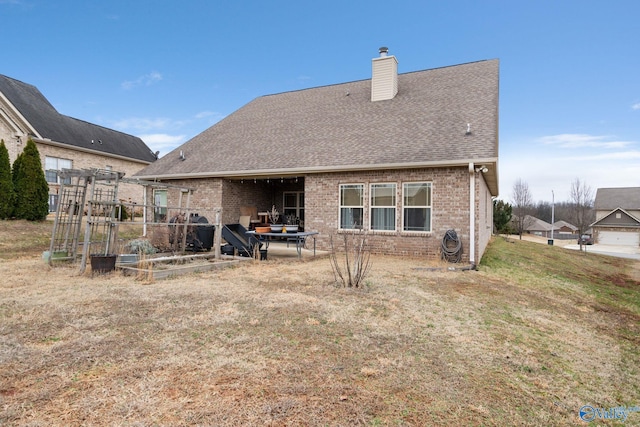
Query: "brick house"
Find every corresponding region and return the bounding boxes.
[135,50,500,265]
[0,74,157,211]
[591,187,640,247]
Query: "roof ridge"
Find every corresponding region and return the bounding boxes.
[260,58,499,99]
[0,74,40,92]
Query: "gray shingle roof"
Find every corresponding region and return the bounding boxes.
[594,187,640,210]
[524,215,552,232]
[135,59,499,192]
[0,74,157,163]
[553,220,577,231]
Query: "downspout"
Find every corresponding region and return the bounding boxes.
[142,185,147,237]
[468,163,476,269]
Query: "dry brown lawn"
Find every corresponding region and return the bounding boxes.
[1,220,639,426]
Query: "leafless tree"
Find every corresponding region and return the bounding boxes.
[329,228,371,288]
[569,178,595,251]
[511,178,535,240]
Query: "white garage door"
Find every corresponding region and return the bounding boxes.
[598,231,640,247]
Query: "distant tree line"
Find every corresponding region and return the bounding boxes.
[0,139,49,221]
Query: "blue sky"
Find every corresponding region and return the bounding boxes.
[1,0,638,203]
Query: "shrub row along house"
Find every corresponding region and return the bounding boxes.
[0,74,157,212]
[135,49,500,264]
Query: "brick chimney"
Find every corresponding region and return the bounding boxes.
[371,47,398,102]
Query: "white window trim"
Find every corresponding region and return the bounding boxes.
[369,182,397,232]
[401,181,433,233]
[45,156,72,185]
[338,183,365,230]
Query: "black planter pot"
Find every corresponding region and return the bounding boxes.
[90,254,117,273]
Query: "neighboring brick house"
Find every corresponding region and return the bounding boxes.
[135,49,500,265]
[523,215,553,238]
[0,74,157,212]
[553,220,578,236]
[591,187,640,247]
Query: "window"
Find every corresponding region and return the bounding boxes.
[153,189,167,222]
[403,182,432,232]
[45,156,72,185]
[283,191,304,224]
[339,184,364,229]
[370,183,396,231]
[48,194,58,213]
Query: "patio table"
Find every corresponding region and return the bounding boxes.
[246,230,319,259]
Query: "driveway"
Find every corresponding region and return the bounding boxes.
[504,234,640,260]
[563,243,640,260]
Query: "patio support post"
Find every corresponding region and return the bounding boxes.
[214,208,222,260]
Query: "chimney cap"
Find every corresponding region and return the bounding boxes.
[379,46,389,56]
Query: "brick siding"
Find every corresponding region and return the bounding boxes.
[145,167,494,262]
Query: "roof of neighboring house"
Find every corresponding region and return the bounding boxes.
[553,220,577,231]
[0,74,157,163]
[135,59,499,194]
[594,187,640,211]
[524,215,552,232]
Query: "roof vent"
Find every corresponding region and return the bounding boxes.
[371,47,398,102]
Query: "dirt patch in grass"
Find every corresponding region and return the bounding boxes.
[1,224,639,425]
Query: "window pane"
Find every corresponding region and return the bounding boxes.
[340,185,363,206]
[45,157,57,170]
[45,170,58,183]
[60,159,72,170]
[371,184,395,206]
[284,193,297,207]
[404,183,430,206]
[372,207,395,230]
[154,190,168,222]
[340,207,363,229]
[404,208,431,232]
[371,183,396,230]
[403,183,431,232]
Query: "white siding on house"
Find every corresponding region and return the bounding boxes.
[371,55,398,102]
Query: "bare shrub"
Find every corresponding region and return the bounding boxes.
[148,224,170,251]
[329,228,372,288]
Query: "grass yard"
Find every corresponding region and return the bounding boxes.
[1,220,639,426]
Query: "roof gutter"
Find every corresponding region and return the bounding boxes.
[135,156,499,189]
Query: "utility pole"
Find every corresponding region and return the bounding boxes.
[550,190,555,245]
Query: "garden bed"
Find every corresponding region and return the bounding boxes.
[117,252,250,280]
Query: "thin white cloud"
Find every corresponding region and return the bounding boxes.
[138,133,186,158]
[121,71,163,90]
[194,111,218,119]
[566,150,640,162]
[632,103,640,111]
[499,133,639,203]
[113,117,173,132]
[538,133,632,149]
